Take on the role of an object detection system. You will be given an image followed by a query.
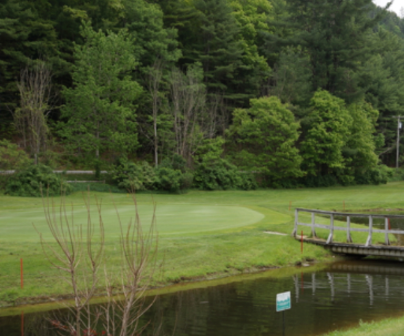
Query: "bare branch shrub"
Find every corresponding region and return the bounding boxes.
[35,190,105,336]
[148,60,164,168]
[168,66,206,164]
[15,61,53,155]
[36,190,160,336]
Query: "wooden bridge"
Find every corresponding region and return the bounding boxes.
[294,261,404,305]
[292,208,404,258]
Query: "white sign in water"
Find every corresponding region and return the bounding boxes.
[276,291,291,312]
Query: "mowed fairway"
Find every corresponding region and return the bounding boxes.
[0,202,267,241]
[2,182,404,308]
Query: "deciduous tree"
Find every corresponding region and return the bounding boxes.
[227,96,302,186]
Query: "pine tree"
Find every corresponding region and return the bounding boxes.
[267,0,390,102]
[60,23,142,159]
[0,0,59,130]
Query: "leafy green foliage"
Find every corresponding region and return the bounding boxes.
[156,154,194,191]
[355,164,393,185]
[112,159,155,191]
[301,90,352,177]
[273,0,387,101]
[112,155,193,193]
[193,138,257,190]
[154,166,183,192]
[0,0,62,112]
[60,22,142,159]
[2,0,404,185]
[0,139,31,189]
[227,96,302,186]
[344,102,379,177]
[5,164,71,197]
[178,0,251,101]
[0,140,30,170]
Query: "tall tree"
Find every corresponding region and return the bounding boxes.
[229,0,273,97]
[0,0,60,132]
[168,63,206,164]
[344,101,379,178]
[300,90,352,177]
[14,62,53,156]
[179,0,245,100]
[60,22,142,159]
[227,96,303,186]
[266,0,391,102]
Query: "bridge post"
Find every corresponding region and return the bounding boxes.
[312,273,316,295]
[326,214,334,244]
[366,275,374,306]
[346,216,353,243]
[292,209,298,237]
[327,273,335,301]
[293,275,299,302]
[385,217,390,246]
[311,212,317,238]
[365,216,373,247]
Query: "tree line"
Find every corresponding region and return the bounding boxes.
[1,0,404,191]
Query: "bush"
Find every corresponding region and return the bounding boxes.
[194,159,256,190]
[0,139,31,190]
[159,154,187,172]
[157,155,193,191]
[154,167,183,192]
[0,139,31,170]
[181,171,194,189]
[355,165,393,185]
[112,158,155,191]
[238,173,258,190]
[5,164,72,197]
[193,138,257,191]
[300,174,338,188]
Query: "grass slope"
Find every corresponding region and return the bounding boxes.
[1,182,404,307]
[323,317,404,336]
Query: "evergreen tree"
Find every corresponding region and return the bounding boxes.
[0,0,60,131]
[179,0,245,101]
[60,23,142,159]
[266,0,390,102]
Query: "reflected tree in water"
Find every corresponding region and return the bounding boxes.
[35,191,160,336]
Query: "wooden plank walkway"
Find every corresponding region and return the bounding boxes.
[293,208,404,258]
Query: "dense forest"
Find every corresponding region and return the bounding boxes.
[1,0,404,193]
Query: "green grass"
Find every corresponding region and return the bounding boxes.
[323,317,404,336]
[2,182,404,308]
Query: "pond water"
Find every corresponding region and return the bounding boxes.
[2,259,404,336]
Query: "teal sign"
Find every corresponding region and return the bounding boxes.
[276,291,291,312]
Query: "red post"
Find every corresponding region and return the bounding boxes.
[388,218,391,230]
[20,258,23,289]
[21,311,24,336]
[301,230,303,253]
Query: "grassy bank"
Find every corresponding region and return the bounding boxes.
[1,182,404,307]
[323,316,404,336]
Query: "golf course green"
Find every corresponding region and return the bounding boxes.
[0,202,269,240]
[2,182,404,307]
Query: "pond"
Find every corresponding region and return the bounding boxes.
[2,259,404,336]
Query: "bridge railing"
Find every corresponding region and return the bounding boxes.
[292,208,404,247]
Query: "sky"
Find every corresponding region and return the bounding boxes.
[373,0,403,16]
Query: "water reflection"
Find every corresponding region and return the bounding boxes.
[3,260,404,336]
